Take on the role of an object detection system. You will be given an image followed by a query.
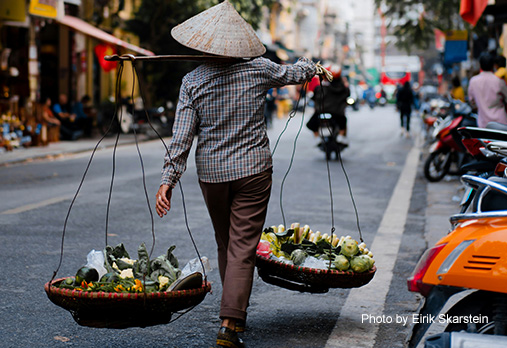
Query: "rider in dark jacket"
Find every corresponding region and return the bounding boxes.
[307,66,350,144]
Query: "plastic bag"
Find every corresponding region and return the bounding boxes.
[85,249,108,279]
[301,256,329,270]
[180,256,212,277]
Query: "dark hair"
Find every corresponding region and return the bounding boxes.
[479,52,495,71]
[495,55,507,68]
[452,76,461,88]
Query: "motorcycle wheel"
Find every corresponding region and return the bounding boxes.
[443,292,502,335]
[424,149,452,182]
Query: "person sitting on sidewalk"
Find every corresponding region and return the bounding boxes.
[42,97,61,128]
[72,95,95,137]
[53,93,83,141]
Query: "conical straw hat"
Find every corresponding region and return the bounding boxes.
[171,0,266,58]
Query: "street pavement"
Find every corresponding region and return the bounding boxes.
[0,105,464,347]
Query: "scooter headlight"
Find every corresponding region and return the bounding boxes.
[437,239,475,275]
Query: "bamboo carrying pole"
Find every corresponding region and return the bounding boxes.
[104,54,248,63]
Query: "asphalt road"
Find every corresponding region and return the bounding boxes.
[0,104,432,348]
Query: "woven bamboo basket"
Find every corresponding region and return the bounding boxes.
[256,254,376,293]
[45,277,212,329]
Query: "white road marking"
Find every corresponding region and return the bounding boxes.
[325,144,420,348]
[1,195,72,215]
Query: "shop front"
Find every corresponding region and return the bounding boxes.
[0,0,154,151]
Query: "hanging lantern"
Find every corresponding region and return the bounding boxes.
[94,43,117,72]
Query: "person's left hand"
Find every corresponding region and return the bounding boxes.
[156,184,172,218]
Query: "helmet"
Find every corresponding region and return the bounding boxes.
[328,64,342,79]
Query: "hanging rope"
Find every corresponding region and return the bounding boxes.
[269,69,364,245]
[316,77,364,243]
[50,62,126,283]
[316,77,336,236]
[275,81,309,228]
[129,58,207,281]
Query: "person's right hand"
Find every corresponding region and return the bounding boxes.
[156,184,172,218]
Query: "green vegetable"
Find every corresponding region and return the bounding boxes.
[291,249,307,266]
[333,255,350,271]
[340,239,359,257]
[134,242,150,277]
[75,266,99,285]
[166,245,179,269]
[350,255,372,273]
[149,245,181,283]
[100,272,121,283]
[104,243,131,273]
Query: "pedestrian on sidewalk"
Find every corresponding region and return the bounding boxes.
[468,52,507,128]
[396,81,414,137]
[154,2,325,347]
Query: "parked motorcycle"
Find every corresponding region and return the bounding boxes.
[454,126,507,214]
[407,173,507,347]
[409,132,507,347]
[423,100,477,182]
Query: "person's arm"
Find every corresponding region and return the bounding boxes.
[467,81,476,109]
[263,57,316,87]
[500,81,507,110]
[156,80,198,217]
[42,107,61,126]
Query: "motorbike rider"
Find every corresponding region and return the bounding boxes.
[306,65,350,145]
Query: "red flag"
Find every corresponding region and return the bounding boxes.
[460,0,488,27]
[434,29,445,51]
[94,43,117,72]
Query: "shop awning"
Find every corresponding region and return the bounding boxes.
[58,15,155,56]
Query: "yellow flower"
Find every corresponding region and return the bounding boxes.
[114,284,126,292]
[133,279,143,292]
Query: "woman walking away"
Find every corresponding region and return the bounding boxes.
[396,81,414,137]
[154,2,329,347]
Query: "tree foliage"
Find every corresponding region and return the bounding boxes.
[375,0,486,54]
[125,0,274,105]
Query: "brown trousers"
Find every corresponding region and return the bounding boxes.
[199,168,272,321]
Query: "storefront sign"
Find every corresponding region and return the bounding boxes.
[29,0,63,19]
[444,30,468,64]
[0,0,26,22]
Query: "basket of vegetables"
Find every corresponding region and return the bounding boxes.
[45,243,211,329]
[255,223,376,293]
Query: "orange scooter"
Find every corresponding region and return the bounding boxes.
[407,174,507,347]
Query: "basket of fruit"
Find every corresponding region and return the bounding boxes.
[45,243,211,329]
[255,223,376,293]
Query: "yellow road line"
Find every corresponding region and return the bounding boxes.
[1,195,72,215]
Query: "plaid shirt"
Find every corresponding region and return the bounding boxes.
[161,57,316,188]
